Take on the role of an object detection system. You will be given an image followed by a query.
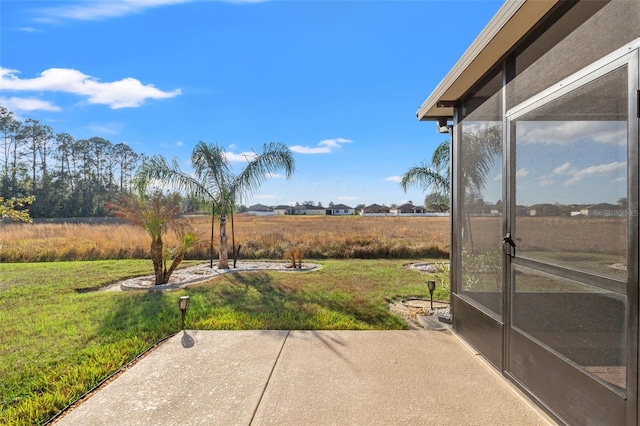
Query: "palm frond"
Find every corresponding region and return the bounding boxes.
[191,141,232,193]
[460,124,502,197]
[233,142,295,202]
[135,155,215,201]
[399,139,450,195]
[400,163,449,194]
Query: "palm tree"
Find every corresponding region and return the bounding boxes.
[400,126,501,251]
[401,125,501,206]
[458,125,501,201]
[135,141,295,269]
[107,192,198,285]
[400,140,450,201]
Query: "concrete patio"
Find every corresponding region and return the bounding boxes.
[54,330,554,425]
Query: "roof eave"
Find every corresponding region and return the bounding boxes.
[416,0,560,121]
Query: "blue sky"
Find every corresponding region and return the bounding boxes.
[0,0,503,207]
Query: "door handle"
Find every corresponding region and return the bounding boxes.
[502,233,516,258]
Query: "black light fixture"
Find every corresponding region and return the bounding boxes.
[427,280,436,310]
[179,296,190,330]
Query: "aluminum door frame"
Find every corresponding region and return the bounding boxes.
[503,39,639,425]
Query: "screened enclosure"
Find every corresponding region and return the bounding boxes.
[419,1,640,424]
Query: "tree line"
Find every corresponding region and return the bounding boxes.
[0,105,144,218]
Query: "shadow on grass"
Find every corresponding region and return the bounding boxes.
[98,291,180,341]
[188,271,406,330]
[94,267,407,351]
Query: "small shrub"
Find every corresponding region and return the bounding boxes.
[283,244,306,268]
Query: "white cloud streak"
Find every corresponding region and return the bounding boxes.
[35,0,268,23]
[547,161,626,186]
[563,162,625,186]
[552,162,572,175]
[86,122,123,135]
[385,176,401,183]
[0,96,60,112]
[1,67,181,109]
[290,138,352,154]
[517,121,626,146]
[36,0,194,23]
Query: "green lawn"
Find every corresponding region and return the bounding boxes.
[0,259,448,425]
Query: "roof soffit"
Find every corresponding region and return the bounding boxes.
[417,0,560,120]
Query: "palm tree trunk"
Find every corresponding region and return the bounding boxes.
[210,202,215,268]
[231,209,237,268]
[151,237,165,284]
[164,252,184,283]
[218,213,229,269]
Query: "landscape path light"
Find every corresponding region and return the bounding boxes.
[427,280,436,310]
[179,296,190,330]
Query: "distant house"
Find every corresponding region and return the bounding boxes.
[246,204,275,216]
[361,204,391,215]
[580,203,625,217]
[527,203,560,217]
[292,204,325,215]
[390,203,426,215]
[273,205,294,215]
[484,204,501,215]
[326,204,354,216]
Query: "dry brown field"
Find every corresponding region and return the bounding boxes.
[0,214,450,262]
[464,215,627,279]
[466,216,626,255]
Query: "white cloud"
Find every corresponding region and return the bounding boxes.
[35,0,267,23]
[176,141,184,147]
[19,27,40,33]
[86,122,122,135]
[290,138,352,154]
[563,161,626,186]
[516,168,530,178]
[254,194,278,200]
[546,161,626,186]
[518,121,626,146]
[338,195,357,201]
[0,96,60,112]
[265,173,284,179]
[224,151,258,162]
[0,67,181,109]
[385,176,401,183]
[551,162,572,175]
[35,0,194,23]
